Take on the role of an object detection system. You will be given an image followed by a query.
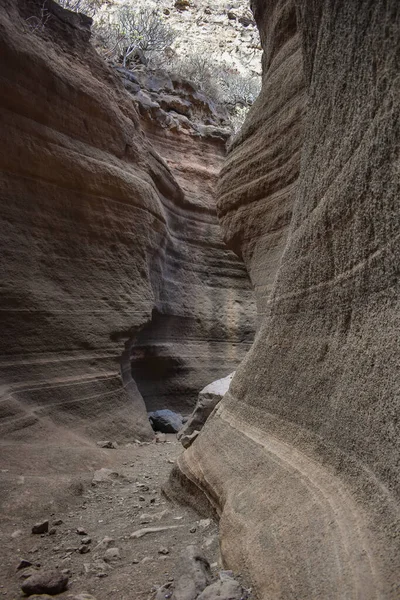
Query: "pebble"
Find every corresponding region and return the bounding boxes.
[190,527,197,533]
[78,545,90,554]
[48,528,57,535]
[53,519,63,526]
[158,547,169,555]
[32,520,49,534]
[76,527,87,535]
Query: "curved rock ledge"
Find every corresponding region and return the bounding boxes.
[169,1,400,598]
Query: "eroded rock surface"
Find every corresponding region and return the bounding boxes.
[0,0,255,515]
[170,1,400,598]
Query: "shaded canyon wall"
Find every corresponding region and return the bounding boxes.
[170,1,400,598]
[0,0,255,513]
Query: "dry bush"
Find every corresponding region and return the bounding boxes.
[93,5,175,67]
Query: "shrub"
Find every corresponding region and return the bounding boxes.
[93,5,176,67]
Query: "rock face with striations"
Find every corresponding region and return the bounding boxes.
[0,0,255,514]
[169,1,400,598]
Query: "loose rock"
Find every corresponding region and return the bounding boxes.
[21,570,68,596]
[148,410,183,434]
[32,521,49,535]
[103,547,120,563]
[17,559,33,570]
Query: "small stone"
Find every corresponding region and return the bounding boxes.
[103,547,120,563]
[32,520,49,534]
[48,528,57,535]
[76,527,87,535]
[158,547,169,555]
[53,520,63,526]
[17,559,33,570]
[21,570,68,596]
[199,519,211,529]
[81,537,91,545]
[132,559,139,564]
[78,545,90,554]
[190,527,197,533]
[96,441,118,449]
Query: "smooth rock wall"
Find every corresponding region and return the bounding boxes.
[0,0,255,514]
[170,1,400,598]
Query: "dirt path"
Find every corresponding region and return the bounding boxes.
[0,436,226,600]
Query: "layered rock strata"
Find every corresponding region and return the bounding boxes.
[119,68,254,413]
[170,1,400,598]
[0,0,254,513]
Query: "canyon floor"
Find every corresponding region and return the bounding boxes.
[0,436,250,600]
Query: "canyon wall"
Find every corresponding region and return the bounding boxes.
[170,1,400,598]
[0,0,254,514]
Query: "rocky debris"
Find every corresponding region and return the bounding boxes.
[76,528,87,535]
[96,441,118,449]
[116,67,232,140]
[148,410,183,434]
[21,570,68,596]
[32,521,49,535]
[178,373,234,447]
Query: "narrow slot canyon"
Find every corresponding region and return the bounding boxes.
[0,0,398,599]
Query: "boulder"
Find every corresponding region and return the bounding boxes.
[178,373,234,447]
[149,410,183,433]
[21,570,68,596]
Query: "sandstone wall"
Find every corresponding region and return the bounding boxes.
[0,0,254,514]
[170,1,400,598]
